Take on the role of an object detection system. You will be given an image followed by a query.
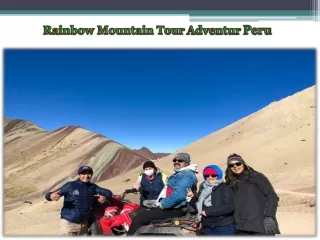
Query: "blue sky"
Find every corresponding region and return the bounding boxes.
[4,49,315,152]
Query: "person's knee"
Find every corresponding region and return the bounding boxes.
[131,213,152,226]
[58,219,72,235]
[134,214,147,224]
[129,211,138,220]
[129,208,146,221]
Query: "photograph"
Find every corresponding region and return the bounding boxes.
[3,49,316,236]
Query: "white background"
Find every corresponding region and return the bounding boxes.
[0,15,319,239]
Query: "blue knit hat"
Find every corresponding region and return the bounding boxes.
[202,165,223,180]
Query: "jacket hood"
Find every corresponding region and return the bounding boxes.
[202,165,223,180]
[177,164,198,173]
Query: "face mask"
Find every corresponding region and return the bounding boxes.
[174,168,181,172]
[144,169,154,176]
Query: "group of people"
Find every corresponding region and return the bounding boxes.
[45,153,281,236]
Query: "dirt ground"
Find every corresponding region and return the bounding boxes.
[4,190,316,236]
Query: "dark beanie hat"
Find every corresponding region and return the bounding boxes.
[227,153,246,165]
[78,165,93,174]
[143,160,157,170]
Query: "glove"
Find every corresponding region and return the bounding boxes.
[125,189,134,194]
[131,188,139,193]
[143,200,160,208]
[263,217,277,235]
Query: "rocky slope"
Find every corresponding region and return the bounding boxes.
[4,118,149,209]
[98,85,316,235]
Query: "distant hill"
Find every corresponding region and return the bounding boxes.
[4,117,150,206]
[133,147,171,160]
[154,152,172,158]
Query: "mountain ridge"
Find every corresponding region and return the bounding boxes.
[4,116,150,206]
[133,146,171,160]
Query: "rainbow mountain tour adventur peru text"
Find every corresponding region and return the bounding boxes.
[42,25,272,36]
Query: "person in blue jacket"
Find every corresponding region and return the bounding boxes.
[45,165,113,236]
[126,153,198,236]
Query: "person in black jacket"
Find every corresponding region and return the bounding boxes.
[188,164,236,235]
[45,165,113,236]
[225,153,281,235]
[125,160,168,220]
[129,161,168,206]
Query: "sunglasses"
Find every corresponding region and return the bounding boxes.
[228,162,242,168]
[204,174,217,178]
[173,159,184,163]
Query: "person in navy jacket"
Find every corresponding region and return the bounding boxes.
[130,160,168,206]
[127,161,168,220]
[45,165,113,236]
